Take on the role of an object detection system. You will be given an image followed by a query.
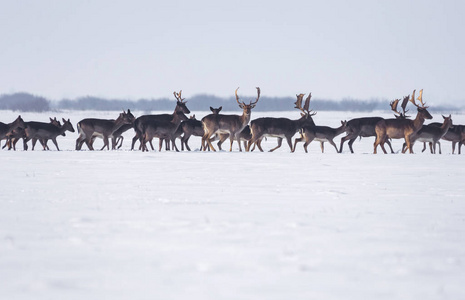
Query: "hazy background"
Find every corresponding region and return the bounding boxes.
[1,0,464,105]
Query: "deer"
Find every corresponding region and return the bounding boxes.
[0,116,26,148]
[440,125,465,154]
[23,118,75,151]
[131,91,190,151]
[180,107,222,151]
[140,111,189,152]
[293,120,348,153]
[374,89,433,154]
[338,96,409,153]
[76,110,135,150]
[214,125,252,151]
[2,127,26,150]
[400,115,453,154]
[413,121,462,154]
[111,123,134,150]
[201,87,260,152]
[246,93,316,152]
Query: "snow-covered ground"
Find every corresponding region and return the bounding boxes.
[1,109,464,300]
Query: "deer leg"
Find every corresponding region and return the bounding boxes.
[100,137,110,151]
[319,141,325,153]
[229,135,235,152]
[328,139,338,153]
[429,142,435,154]
[32,138,38,150]
[292,136,304,153]
[303,139,312,153]
[437,141,442,154]
[51,138,60,151]
[339,134,355,153]
[285,136,293,152]
[269,137,283,152]
[131,133,139,151]
[205,134,216,152]
[347,138,356,154]
[386,139,394,154]
[236,134,243,152]
[421,142,427,153]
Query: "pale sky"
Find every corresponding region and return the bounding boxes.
[1,0,464,105]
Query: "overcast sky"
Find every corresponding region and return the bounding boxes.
[1,0,464,105]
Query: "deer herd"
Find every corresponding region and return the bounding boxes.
[1,88,464,154]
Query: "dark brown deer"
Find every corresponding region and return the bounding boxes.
[132,91,190,150]
[24,118,75,151]
[140,111,188,152]
[401,115,453,154]
[201,87,260,152]
[293,121,348,153]
[246,93,316,152]
[440,125,465,154]
[374,89,433,154]
[111,123,134,150]
[76,110,135,150]
[0,116,25,148]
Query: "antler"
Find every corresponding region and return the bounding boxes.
[390,99,401,116]
[408,89,417,107]
[235,87,243,107]
[294,94,304,110]
[249,87,260,107]
[173,90,185,102]
[417,89,427,108]
[401,95,409,115]
[295,93,316,116]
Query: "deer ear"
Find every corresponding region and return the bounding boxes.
[219,106,222,111]
[62,118,66,122]
[50,117,53,122]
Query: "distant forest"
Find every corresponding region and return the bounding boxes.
[0,92,461,113]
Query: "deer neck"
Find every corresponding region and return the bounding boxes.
[112,116,127,132]
[335,124,346,136]
[413,112,426,132]
[241,110,252,127]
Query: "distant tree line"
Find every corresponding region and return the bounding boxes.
[0,92,461,113]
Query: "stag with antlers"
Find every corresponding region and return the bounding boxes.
[374,89,433,154]
[246,93,316,152]
[131,90,190,151]
[201,87,260,152]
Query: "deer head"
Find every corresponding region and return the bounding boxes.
[235,87,260,115]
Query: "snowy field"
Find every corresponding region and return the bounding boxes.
[1,109,465,300]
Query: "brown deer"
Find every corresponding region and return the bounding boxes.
[0,116,25,148]
[201,87,260,152]
[131,91,190,150]
[246,93,316,152]
[401,115,453,154]
[140,111,189,152]
[338,96,409,153]
[76,110,135,150]
[215,125,252,151]
[293,120,348,153]
[180,107,223,151]
[374,89,433,154]
[2,127,26,150]
[23,118,75,151]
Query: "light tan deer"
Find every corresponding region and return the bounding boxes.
[374,89,433,154]
[201,87,260,151]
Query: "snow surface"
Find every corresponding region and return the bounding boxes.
[1,110,465,300]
